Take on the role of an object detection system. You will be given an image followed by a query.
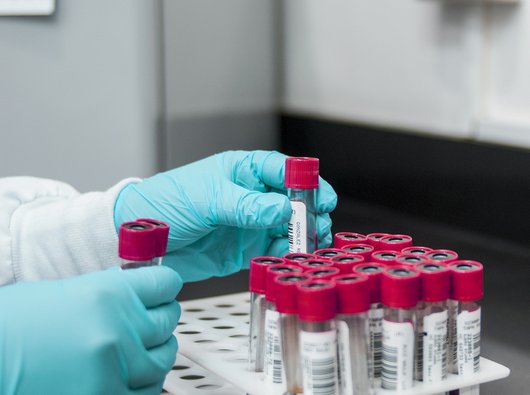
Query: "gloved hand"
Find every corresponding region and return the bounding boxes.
[0,266,182,395]
[114,150,337,282]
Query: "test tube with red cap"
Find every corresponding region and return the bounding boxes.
[248,256,285,372]
[371,250,399,266]
[285,157,319,254]
[334,274,373,395]
[333,232,367,249]
[448,261,483,395]
[353,263,386,379]
[415,263,450,384]
[305,266,340,280]
[119,221,157,269]
[381,266,420,391]
[379,234,413,252]
[297,279,339,395]
[426,249,459,264]
[366,233,390,250]
[283,252,315,266]
[402,246,433,255]
[330,254,365,274]
[136,218,169,265]
[341,243,375,261]
[314,247,348,260]
[298,259,334,272]
[395,253,432,268]
[263,264,302,390]
[275,273,311,395]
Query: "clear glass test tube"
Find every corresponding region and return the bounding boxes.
[136,218,169,265]
[285,157,319,254]
[381,266,420,391]
[118,221,157,269]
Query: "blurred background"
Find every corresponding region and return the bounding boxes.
[0,1,529,392]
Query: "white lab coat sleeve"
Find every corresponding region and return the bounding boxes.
[0,176,140,286]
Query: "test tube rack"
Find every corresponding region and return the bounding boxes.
[163,292,510,395]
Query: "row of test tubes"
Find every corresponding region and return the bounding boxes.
[118,218,169,268]
[248,232,484,395]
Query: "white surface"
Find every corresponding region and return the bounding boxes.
[176,292,510,395]
[0,0,54,15]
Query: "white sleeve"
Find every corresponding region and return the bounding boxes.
[0,176,140,286]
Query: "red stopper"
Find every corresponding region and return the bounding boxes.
[136,218,170,258]
[352,262,386,304]
[249,256,285,294]
[314,248,348,260]
[334,274,371,314]
[401,246,433,255]
[333,232,367,249]
[366,233,390,250]
[298,259,335,272]
[395,253,432,267]
[119,221,157,261]
[341,243,374,260]
[265,264,302,302]
[274,274,311,314]
[371,250,399,265]
[297,279,337,322]
[285,157,319,189]
[330,254,365,274]
[305,267,341,280]
[416,263,450,302]
[449,260,484,301]
[381,266,421,309]
[379,234,413,251]
[426,249,459,264]
[283,253,315,265]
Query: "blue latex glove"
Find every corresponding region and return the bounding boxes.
[114,150,338,282]
[0,266,182,395]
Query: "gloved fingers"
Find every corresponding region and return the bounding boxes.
[266,237,290,257]
[316,177,338,213]
[129,335,178,389]
[122,266,183,308]
[139,301,181,349]
[131,381,165,395]
[317,232,333,249]
[230,150,288,192]
[316,212,333,241]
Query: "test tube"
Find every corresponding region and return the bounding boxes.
[314,247,348,260]
[283,252,315,266]
[305,267,341,280]
[401,246,433,255]
[334,274,373,395]
[333,232,367,249]
[136,218,169,265]
[353,262,387,379]
[395,253,432,268]
[248,256,285,372]
[371,250,399,266]
[381,266,420,391]
[415,263,450,384]
[297,279,339,395]
[366,233,391,250]
[341,243,375,261]
[448,261,483,395]
[264,264,303,391]
[275,273,311,395]
[118,221,157,269]
[426,249,459,264]
[330,254,365,274]
[285,157,319,254]
[379,234,413,252]
[298,259,334,272]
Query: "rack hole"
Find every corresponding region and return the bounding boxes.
[179,330,201,335]
[185,308,204,312]
[213,325,234,330]
[194,339,216,344]
[196,384,222,390]
[180,375,205,380]
[230,312,248,316]
[199,317,219,321]
[215,304,234,308]
[171,365,190,370]
[229,334,248,338]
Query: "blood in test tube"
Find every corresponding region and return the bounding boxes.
[415,263,450,384]
[304,267,341,280]
[381,266,420,391]
[285,157,319,254]
[379,234,413,252]
[341,243,375,261]
[333,232,367,249]
[395,253,432,268]
[334,274,373,395]
[352,262,387,379]
[264,265,303,390]
[136,218,169,265]
[426,249,459,264]
[448,261,483,395]
[297,279,339,395]
[366,233,391,250]
[330,254,365,274]
[283,253,315,266]
[119,221,157,269]
[314,248,348,260]
[275,273,311,395]
[371,250,399,266]
[248,256,285,372]
[298,259,334,272]
[402,246,433,255]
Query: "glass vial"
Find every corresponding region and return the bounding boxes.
[118,221,157,269]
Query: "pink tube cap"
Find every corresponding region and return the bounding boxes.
[297,279,337,322]
[395,253,432,267]
[333,232,367,249]
[249,256,285,294]
[298,259,335,272]
[334,274,370,314]
[341,243,374,260]
[426,249,459,264]
[330,254,365,274]
[136,218,169,258]
[265,264,303,302]
[283,253,315,265]
[305,267,341,280]
[274,274,311,314]
[285,157,319,189]
[371,250,399,265]
[401,246,433,255]
[119,221,157,261]
[366,233,391,250]
[416,263,450,302]
[449,260,483,301]
[379,234,413,252]
[352,262,387,304]
[314,248,348,260]
[381,266,420,309]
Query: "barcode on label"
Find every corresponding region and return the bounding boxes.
[382,344,398,389]
[457,308,481,376]
[305,358,336,395]
[264,310,283,385]
[473,332,480,372]
[288,201,307,253]
[272,335,282,383]
[369,308,383,378]
[301,330,338,395]
[382,320,414,391]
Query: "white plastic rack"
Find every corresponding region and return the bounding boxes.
[163,292,510,395]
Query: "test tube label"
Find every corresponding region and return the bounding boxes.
[337,321,354,395]
[368,308,384,378]
[300,330,338,395]
[382,320,414,390]
[288,201,308,253]
[457,308,481,376]
[423,310,448,382]
[448,300,459,373]
[264,310,285,387]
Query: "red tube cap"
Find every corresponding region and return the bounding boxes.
[449,260,483,302]
[402,246,433,255]
[341,243,374,260]
[395,253,432,267]
[366,233,391,250]
[297,279,337,322]
[285,157,319,189]
[265,264,302,302]
[305,267,341,280]
[119,221,157,261]
[274,274,311,314]
[352,262,387,304]
[416,263,450,302]
[333,232,367,249]
[136,218,170,258]
[379,234,413,251]
[371,250,399,265]
[334,274,370,314]
[381,266,420,309]
[426,249,459,264]
[249,256,285,294]
[283,253,315,265]
[298,259,335,272]
[314,248,348,260]
[330,254,365,274]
